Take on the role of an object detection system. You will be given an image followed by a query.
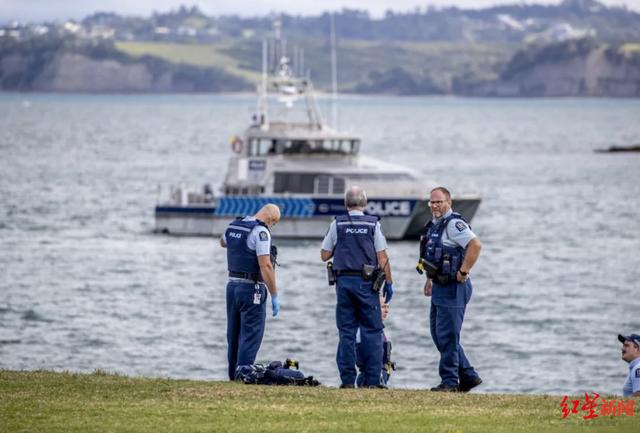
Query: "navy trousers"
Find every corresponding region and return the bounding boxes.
[335,276,383,386]
[226,281,266,380]
[356,332,388,387]
[430,280,479,386]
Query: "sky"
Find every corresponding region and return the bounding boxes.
[1,0,639,23]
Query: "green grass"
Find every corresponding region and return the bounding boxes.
[620,43,640,53]
[223,38,515,90]
[115,41,261,83]
[1,370,637,433]
[114,39,515,92]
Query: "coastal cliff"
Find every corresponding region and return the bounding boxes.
[1,35,639,96]
[457,39,640,96]
[0,38,250,93]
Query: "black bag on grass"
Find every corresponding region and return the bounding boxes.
[234,360,320,386]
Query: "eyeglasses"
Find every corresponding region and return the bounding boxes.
[428,200,445,206]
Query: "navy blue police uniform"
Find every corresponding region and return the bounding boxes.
[224,216,271,380]
[322,211,387,387]
[422,209,480,389]
[356,330,393,387]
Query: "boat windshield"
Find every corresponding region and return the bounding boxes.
[247,138,359,156]
[273,172,414,194]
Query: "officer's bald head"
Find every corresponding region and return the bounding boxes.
[256,204,281,228]
[345,186,367,210]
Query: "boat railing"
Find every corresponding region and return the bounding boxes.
[157,184,216,206]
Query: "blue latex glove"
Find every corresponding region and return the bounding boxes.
[383,282,393,304]
[271,294,280,317]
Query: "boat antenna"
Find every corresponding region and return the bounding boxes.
[272,19,282,73]
[293,46,298,77]
[330,13,339,130]
[260,38,269,129]
[300,48,305,80]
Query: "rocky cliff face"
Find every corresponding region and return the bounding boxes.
[2,36,639,96]
[458,39,640,97]
[32,53,156,92]
[0,38,250,93]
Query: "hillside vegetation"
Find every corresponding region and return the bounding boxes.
[115,41,262,83]
[2,0,640,95]
[114,39,512,93]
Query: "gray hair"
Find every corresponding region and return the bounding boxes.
[345,186,367,209]
[431,186,451,200]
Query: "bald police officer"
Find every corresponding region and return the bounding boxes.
[321,186,394,388]
[221,204,281,380]
[421,187,482,392]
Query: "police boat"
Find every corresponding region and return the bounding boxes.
[154,40,481,240]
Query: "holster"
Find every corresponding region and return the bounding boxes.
[423,260,439,280]
[326,262,336,286]
[372,270,386,293]
[361,264,375,281]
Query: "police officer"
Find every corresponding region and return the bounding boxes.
[220,203,281,380]
[320,186,394,388]
[356,298,394,387]
[421,187,482,392]
[618,333,640,397]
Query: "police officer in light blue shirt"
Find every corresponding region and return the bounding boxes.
[321,186,394,388]
[618,333,640,397]
[220,204,281,380]
[421,186,482,392]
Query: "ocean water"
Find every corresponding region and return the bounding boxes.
[1,93,639,395]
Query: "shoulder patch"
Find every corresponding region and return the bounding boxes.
[455,221,467,232]
[636,368,640,378]
[258,231,269,241]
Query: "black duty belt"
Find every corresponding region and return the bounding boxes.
[228,271,263,282]
[335,270,362,277]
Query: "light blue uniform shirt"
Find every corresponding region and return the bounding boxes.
[321,210,388,252]
[223,216,271,283]
[434,209,476,249]
[623,357,640,397]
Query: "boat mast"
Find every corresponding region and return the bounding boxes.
[330,13,339,130]
[258,18,327,131]
[260,39,269,129]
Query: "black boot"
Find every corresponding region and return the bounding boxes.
[459,376,483,393]
[430,383,460,392]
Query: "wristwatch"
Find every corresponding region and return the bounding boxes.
[459,270,468,276]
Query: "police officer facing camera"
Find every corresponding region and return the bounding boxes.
[220,203,281,381]
[320,186,394,388]
[421,187,482,393]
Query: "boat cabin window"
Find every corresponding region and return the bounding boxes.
[247,138,359,156]
[225,185,265,196]
[274,173,346,194]
[345,173,415,181]
[314,175,345,194]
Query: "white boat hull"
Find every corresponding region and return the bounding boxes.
[154,196,481,240]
